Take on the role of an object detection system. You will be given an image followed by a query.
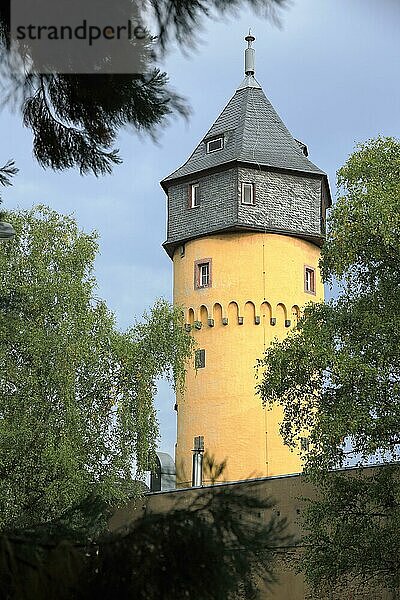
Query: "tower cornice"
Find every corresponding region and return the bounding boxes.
[163,225,325,259]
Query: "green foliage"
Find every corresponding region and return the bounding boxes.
[322,136,400,292]
[257,137,400,593]
[0,205,194,536]
[0,482,290,600]
[302,467,400,596]
[17,72,187,175]
[0,160,18,192]
[0,160,18,209]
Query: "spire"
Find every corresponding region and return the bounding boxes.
[244,30,255,76]
[237,31,261,89]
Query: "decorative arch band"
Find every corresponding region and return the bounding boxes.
[185,301,302,329]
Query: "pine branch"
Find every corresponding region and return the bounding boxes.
[0,159,18,188]
[0,159,18,204]
[150,0,288,51]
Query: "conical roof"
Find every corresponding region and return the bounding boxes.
[162,74,326,186]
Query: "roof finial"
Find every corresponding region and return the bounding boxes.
[244,30,256,76]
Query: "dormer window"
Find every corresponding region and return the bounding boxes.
[206,136,223,153]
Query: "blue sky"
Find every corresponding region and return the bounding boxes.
[1,0,399,458]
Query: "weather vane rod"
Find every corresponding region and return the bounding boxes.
[244,29,255,76]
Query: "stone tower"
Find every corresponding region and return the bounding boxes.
[161,34,331,486]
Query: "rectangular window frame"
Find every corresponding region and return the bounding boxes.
[241,181,255,205]
[304,265,316,295]
[206,136,224,154]
[194,258,212,289]
[200,263,209,287]
[195,349,206,369]
[189,182,200,208]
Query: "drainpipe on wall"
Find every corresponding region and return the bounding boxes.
[192,435,204,487]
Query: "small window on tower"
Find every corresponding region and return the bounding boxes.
[241,182,254,205]
[206,136,223,153]
[199,263,210,287]
[304,266,316,294]
[194,259,212,289]
[195,349,206,369]
[189,183,200,208]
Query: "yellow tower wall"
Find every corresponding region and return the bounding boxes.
[173,231,323,486]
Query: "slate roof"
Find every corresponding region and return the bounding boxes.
[162,75,326,185]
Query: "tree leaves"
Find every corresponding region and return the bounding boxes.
[0,206,194,536]
[322,136,400,292]
[19,72,186,175]
[257,137,400,594]
[0,159,18,206]
[258,137,400,468]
